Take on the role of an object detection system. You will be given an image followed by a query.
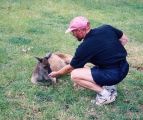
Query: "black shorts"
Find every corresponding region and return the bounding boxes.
[91,61,129,86]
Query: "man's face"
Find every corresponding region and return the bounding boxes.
[71,29,85,41]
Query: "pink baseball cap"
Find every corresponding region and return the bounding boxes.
[65,16,89,33]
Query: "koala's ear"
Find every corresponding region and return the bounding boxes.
[35,57,43,62]
[45,52,52,59]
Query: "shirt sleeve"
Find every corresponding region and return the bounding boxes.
[70,44,91,69]
[108,25,123,39]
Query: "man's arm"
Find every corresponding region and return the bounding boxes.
[119,33,128,46]
[48,64,74,78]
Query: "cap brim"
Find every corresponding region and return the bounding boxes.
[65,28,71,33]
[65,28,76,34]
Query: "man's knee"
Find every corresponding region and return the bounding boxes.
[71,69,80,81]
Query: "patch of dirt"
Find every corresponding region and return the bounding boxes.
[131,66,143,72]
[137,67,143,72]
[139,105,143,112]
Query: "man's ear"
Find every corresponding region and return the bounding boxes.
[35,57,43,62]
[86,22,90,30]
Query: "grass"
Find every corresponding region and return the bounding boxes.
[0,0,143,119]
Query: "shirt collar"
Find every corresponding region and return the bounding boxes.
[84,29,93,40]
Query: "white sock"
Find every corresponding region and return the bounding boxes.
[105,85,116,91]
[99,89,110,96]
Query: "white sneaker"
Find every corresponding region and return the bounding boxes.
[96,89,116,106]
[103,85,117,97]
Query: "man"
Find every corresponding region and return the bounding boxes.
[49,16,129,105]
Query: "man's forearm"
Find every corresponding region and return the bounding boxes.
[57,64,74,75]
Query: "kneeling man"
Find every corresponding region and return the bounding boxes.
[49,16,129,105]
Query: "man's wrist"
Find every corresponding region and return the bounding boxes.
[57,71,63,76]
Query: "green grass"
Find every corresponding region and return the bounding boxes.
[0,0,143,119]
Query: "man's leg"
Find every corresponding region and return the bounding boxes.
[71,68,116,105]
[71,68,103,92]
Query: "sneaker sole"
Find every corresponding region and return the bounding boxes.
[96,96,116,106]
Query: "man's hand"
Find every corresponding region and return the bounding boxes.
[119,33,128,46]
[48,64,74,78]
[48,71,60,78]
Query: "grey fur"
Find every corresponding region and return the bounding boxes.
[31,52,72,86]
